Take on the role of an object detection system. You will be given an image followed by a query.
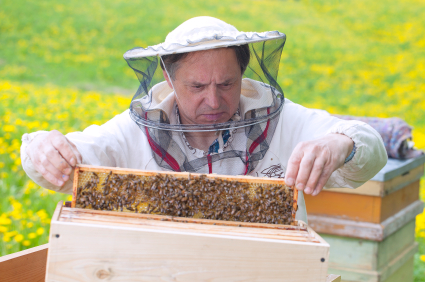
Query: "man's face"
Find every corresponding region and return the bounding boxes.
[163,48,242,125]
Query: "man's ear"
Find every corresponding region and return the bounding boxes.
[163,70,174,89]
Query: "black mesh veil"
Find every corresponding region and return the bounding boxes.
[124,36,286,174]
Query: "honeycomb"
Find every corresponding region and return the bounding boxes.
[74,169,296,225]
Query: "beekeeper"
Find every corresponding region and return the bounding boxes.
[20,16,387,222]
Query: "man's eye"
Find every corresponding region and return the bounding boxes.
[192,85,203,89]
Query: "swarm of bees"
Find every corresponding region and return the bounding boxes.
[75,171,296,225]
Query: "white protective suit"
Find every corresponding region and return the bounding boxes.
[20,79,388,223]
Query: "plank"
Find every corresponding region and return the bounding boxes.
[58,208,320,243]
[382,257,414,282]
[377,219,415,270]
[304,180,419,223]
[76,164,290,185]
[370,154,425,182]
[71,166,79,208]
[307,200,423,241]
[330,242,417,282]
[47,215,329,281]
[321,219,415,271]
[0,244,48,282]
[60,206,305,231]
[326,164,424,197]
[380,180,420,222]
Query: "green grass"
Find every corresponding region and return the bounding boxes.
[415,236,425,282]
[0,0,424,279]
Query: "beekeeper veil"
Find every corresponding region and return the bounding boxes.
[124,16,286,174]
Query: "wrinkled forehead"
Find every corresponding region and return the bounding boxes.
[161,47,243,82]
[180,48,237,65]
[172,49,241,83]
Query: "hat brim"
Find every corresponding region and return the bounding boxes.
[123,31,285,59]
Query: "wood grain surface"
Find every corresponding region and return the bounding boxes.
[47,222,329,282]
[58,207,320,243]
[0,244,48,282]
[1,243,341,282]
[46,201,330,282]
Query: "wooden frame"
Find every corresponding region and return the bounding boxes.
[46,201,331,281]
[71,164,299,223]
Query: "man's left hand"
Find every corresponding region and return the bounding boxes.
[285,134,354,196]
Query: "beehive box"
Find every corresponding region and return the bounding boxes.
[0,244,341,282]
[45,164,332,282]
[304,155,425,282]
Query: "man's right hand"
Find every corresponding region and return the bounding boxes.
[26,130,82,187]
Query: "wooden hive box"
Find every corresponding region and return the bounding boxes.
[45,165,332,282]
[0,244,341,282]
[304,155,425,282]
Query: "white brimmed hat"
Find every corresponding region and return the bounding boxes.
[123,16,285,59]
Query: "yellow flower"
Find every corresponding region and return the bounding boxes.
[25,108,34,116]
[0,226,8,233]
[5,231,18,237]
[421,255,425,262]
[36,227,45,235]
[0,217,11,225]
[36,209,48,220]
[14,234,24,243]
[28,232,36,239]
[11,200,22,210]
[10,211,22,220]
[3,124,16,132]
[3,235,11,242]
[23,240,31,247]
[26,222,34,228]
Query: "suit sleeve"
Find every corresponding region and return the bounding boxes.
[281,100,388,189]
[20,110,140,194]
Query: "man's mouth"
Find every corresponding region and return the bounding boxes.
[202,112,224,121]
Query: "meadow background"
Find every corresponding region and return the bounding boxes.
[0,0,424,279]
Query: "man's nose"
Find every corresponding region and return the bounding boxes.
[204,84,220,109]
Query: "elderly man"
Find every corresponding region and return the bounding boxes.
[20,17,387,222]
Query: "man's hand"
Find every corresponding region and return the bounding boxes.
[26,130,82,187]
[285,134,354,196]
